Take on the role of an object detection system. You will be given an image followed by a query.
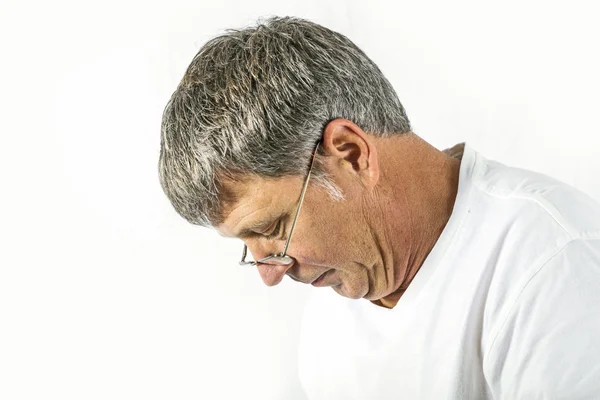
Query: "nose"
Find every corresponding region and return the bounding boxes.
[246,240,295,286]
[256,261,295,286]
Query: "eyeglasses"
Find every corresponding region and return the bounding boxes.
[239,141,320,267]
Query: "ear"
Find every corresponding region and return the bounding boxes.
[321,118,379,189]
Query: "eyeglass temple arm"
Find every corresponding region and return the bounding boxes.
[282,143,320,255]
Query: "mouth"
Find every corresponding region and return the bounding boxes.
[311,270,330,287]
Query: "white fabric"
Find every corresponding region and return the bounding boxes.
[298,143,600,400]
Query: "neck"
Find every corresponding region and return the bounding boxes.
[370,134,461,309]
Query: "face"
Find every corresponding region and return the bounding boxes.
[216,171,405,301]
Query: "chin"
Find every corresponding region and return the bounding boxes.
[332,283,368,299]
[362,292,383,301]
[359,285,387,301]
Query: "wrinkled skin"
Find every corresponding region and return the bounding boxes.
[217,120,463,309]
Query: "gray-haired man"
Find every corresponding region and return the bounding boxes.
[159,16,600,399]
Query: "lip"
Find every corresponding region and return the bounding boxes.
[311,270,330,287]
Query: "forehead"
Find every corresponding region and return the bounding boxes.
[215,175,303,238]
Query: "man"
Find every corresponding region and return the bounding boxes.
[159,16,600,399]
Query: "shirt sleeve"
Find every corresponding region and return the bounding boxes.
[483,238,600,399]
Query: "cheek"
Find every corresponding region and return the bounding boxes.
[293,222,363,268]
[296,194,367,264]
[318,220,363,256]
[289,228,339,267]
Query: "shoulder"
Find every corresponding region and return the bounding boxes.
[470,148,600,240]
[483,237,600,398]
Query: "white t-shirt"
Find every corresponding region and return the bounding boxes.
[298,143,600,399]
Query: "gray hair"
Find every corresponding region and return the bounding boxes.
[159,16,411,227]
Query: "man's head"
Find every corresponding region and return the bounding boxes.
[159,16,411,225]
[159,17,459,303]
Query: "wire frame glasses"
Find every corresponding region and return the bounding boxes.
[239,141,320,267]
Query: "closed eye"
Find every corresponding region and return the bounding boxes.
[264,220,284,240]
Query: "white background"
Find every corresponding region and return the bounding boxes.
[1,0,599,399]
